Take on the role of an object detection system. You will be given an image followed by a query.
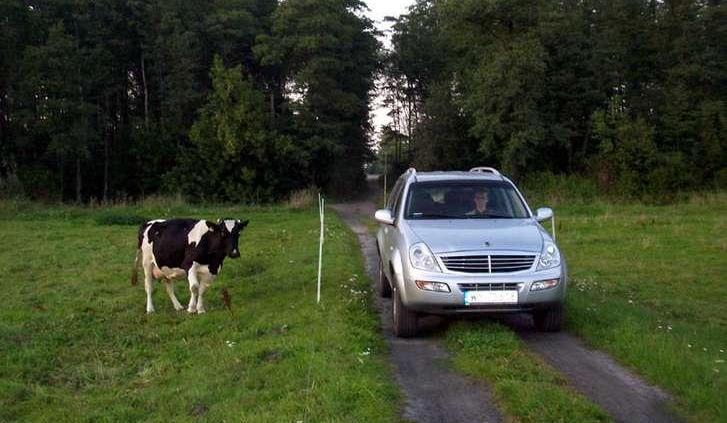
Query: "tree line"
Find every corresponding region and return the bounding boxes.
[0,0,377,202]
[381,0,726,196]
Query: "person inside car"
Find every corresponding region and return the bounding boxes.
[466,188,489,216]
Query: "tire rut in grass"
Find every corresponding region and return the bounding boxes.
[332,183,502,423]
[502,313,682,423]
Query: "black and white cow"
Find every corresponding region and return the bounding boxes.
[131,218,249,314]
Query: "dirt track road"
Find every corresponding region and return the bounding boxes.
[504,314,680,423]
[332,176,681,423]
[332,194,502,423]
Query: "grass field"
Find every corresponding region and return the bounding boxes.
[551,194,727,422]
[404,189,726,423]
[2,190,725,422]
[0,200,399,422]
[444,321,610,423]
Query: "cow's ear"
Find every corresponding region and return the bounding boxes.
[241,219,249,228]
[205,220,216,231]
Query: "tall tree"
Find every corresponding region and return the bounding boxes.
[0,0,33,179]
[17,22,97,201]
[171,56,305,201]
[257,0,379,196]
[383,0,726,194]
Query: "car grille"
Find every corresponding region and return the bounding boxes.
[458,282,520,291]
[440,255,535,273]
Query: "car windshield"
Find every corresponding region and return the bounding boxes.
[404,181,530,219]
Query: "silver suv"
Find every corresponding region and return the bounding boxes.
[375,167,567,337]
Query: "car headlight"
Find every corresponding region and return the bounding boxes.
[537,242,561,270]
[409,242,442,272]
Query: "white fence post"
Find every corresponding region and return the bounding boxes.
[317,192,325,304]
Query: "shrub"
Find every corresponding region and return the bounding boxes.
[519,172,599,206]
[0,173,25,200]
[94,212,148,226]
[715,168,727,190]
[286,187,318,210]
[645,153,694,201]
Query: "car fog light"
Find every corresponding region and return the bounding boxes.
[415,280,451,292]
[530,279,559,291]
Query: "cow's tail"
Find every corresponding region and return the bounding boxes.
[131,248,142,286]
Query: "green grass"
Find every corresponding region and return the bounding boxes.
[419,191,726,423]
[0,200,399,422]
[5,191,725,422]
[444,322,611,423]
[551,193,727,422]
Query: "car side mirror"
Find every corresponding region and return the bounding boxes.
[374,209,395,225]
[535,207,553,222]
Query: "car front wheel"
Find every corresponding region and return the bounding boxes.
[533,306,564,332]
[393,287,418,337]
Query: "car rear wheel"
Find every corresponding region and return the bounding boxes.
[393,287,418,337]
[377,259,392,298]
[533,306,564,332]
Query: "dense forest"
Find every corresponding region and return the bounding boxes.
[0,0,377,202]
[1,1,726,202]
[380,0,726,196]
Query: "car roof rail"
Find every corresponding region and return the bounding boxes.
[469,166,501,175]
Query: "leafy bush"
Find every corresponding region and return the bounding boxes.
[645,153,694,201]
[519,172,599,206]
[167,57,307,203]
[715,168,727,190]
[285,187,318,210]
[94,212,148,226]
[0,173,25,200]
[15,165,59,202]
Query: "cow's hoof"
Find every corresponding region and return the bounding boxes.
[173,304,184,311]
[146,309,155,314]
[186,307,196,314]
[196,308,206,314]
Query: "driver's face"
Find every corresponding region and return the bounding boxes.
[474,192,488,209]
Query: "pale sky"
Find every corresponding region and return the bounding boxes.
[364,0,415,142]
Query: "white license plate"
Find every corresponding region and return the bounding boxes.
[464,290,518,305]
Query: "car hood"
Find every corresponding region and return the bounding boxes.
[407,219,544,253]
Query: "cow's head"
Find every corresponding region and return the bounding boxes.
[215,218,249,258]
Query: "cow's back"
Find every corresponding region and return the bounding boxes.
[149,219,199,270]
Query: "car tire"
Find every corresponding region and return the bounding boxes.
[377,259,392,298]
[393,287,418,337]
[533,306,564,332]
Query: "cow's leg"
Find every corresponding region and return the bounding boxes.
[195,267,216,314]
[163,279,184,311]
[143,263,155,314]
[196,281,210,314]
[186,271,199,314]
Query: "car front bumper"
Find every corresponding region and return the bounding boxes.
[397,265,567,315]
